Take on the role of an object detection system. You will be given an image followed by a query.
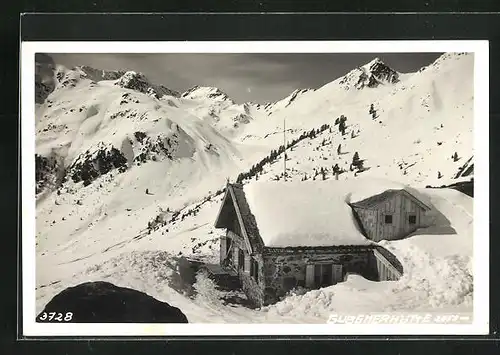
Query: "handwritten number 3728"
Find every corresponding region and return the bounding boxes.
[38,312,73,322]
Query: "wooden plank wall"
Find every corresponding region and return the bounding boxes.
[373,248,402,281]
[356,192,425,242]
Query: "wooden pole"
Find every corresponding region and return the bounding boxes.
[283,117,286,181]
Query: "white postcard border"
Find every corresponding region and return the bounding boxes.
[21,40,489,336]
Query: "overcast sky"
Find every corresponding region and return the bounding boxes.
[48,53,443,104]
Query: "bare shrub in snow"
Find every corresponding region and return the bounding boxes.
[193,270,223,303]
[284,286,308,298]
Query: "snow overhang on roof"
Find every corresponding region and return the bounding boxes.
[350,189,432,211]
[241,180,372,248]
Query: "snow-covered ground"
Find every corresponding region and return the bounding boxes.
[35,184,473,323]
[33,52,475,323]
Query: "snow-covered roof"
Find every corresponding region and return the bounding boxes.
[350,189,432,211]
[238,178,431,248]
[239,180,374,248]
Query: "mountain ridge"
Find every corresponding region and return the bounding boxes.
[35,53,473,195]
[37,54,405,109]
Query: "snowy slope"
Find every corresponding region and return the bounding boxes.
[35,185,473,323]
[238,52,473,187]
[34,52,475,322]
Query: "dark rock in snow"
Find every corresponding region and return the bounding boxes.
[181,85,234,103]
[35,53,57,103]
[233,113,252,125]
[426,178,474,198]
[37,281,188,323]
[35,154,65,194]
[115,71,180,98]
[77,65,126,82]
[284,88,312,108]
[66,144,128,186]
[132,133,188,164]
[339,57,400,90]
[363,58,400,87]
[35,81,55,104]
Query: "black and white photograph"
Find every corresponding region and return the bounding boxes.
[22,41,489,336]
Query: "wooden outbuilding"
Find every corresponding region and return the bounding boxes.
[350,189,432,242]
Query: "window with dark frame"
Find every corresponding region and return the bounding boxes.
[307,264,343,289]
[250,258,259,282]
[233,246,238,266]
[321,264,333,287]
[409,215,416,225]
[384,214,393,224]
[313,264,334,288]
[314,264,321,286]
[226,238,232,258]
[238,249,244,270]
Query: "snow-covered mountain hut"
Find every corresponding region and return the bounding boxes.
[214,180,410,306]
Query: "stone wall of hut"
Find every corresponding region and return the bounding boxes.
[261,246,376,304]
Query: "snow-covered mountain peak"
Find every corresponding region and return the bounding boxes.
[261,88,314,114]
[75,65,126,82]
[363,56,384,68]
[115,71,153,91]
[114,71,180,99]
[181,85,235,103]
[426,52,471,72]
[338,57,400,90]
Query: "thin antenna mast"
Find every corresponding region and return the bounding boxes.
[283,116,286,181]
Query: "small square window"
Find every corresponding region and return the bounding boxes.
[385,215,393,224]
[409,215,416,224]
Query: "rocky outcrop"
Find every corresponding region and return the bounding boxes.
[76,65,126,82]
[362,58,400,87]
[57,70,86,89]
[454,156,474,179]
[132,131,185,164]
[182,86,234,103]
[116,71,151,93]
[35,154,64,194]
[284,88,312,108]
[339,57,400,90]
[35,53,57,104]
[66,143,128,186]
[426,179,474,198]
[35,81,55,104]
[37,281,188,323]
[115,71,180,99]
[232,113,252,125]
[154,85,181,99]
